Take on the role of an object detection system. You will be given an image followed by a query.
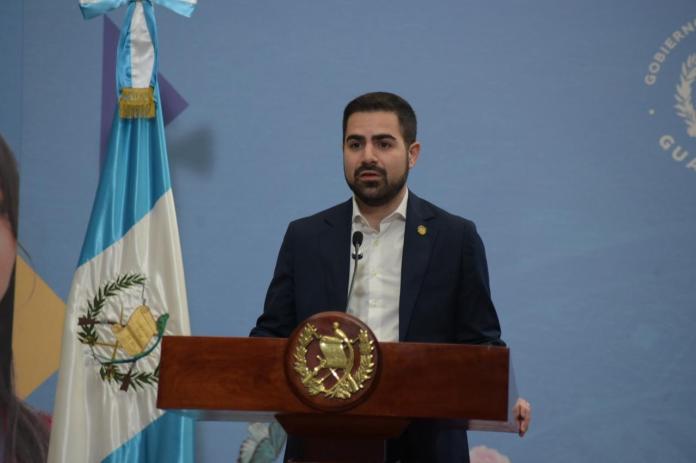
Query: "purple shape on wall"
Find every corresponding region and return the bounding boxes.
[100,16,189,168]
[99,16,118,162]
[159,74,188,126]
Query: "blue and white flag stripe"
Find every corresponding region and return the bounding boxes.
[79,104,169,267]
[103,412,194,462]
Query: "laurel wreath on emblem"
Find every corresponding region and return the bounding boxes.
[675,53,696,138]
[292,323,374,399]
[77,273,169,391]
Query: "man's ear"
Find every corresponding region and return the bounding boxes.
[408,142,421,168]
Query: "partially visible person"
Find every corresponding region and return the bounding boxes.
[0,134,50,463]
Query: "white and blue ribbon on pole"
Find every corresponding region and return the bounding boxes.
[79,0,196,20]
[79,0,197,118]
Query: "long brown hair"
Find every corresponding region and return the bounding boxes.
[0,134,49,463]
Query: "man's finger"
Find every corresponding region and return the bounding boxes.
[515,400,531,437]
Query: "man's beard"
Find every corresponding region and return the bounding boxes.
[346,162,409,207]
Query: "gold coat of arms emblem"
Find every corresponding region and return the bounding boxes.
[285,312,379,411]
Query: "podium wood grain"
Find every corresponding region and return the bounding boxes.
[157,336,513,431]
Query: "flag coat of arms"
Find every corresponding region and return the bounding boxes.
[48,1,196,461]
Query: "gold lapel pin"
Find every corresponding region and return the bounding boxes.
[417,225,427,236]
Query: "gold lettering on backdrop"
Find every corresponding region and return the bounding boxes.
[687,157,696,171]
[658,134,696,173]
[644,17,696,86]
[659,135,675,149]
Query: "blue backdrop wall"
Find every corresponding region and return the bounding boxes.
[2,1,696,461]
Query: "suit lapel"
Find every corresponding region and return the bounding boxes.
[399,193,437,340]
[319,200,352,311]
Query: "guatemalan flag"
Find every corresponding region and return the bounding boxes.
[48,1,196,461]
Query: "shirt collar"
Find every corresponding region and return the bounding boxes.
[352,189,409,229]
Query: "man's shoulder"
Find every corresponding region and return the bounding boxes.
[410,193,488,253]
[286,199,352,233]
[409,192,477,232]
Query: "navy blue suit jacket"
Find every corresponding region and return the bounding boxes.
[251,192,504,462]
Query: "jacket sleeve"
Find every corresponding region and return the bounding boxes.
[249,223,298,338]
[455,222,506,346]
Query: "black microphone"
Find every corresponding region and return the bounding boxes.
[346,231,364,310]
[351,231,363,259]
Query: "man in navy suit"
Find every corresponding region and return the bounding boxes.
[251,92,530,462]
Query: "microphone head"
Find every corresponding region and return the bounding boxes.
[352,231,363,247]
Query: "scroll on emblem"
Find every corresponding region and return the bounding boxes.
[285,312,380,412]
[111,305,158,356]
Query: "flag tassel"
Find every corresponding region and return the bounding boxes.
[119,87,156,119]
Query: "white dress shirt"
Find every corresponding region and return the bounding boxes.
[346,190,408,342]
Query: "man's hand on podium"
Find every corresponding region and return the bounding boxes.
[513,398,531,437]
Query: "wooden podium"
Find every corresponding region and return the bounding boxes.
[157,314,516,462]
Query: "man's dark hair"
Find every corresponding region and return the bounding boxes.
[342,92,417,146]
